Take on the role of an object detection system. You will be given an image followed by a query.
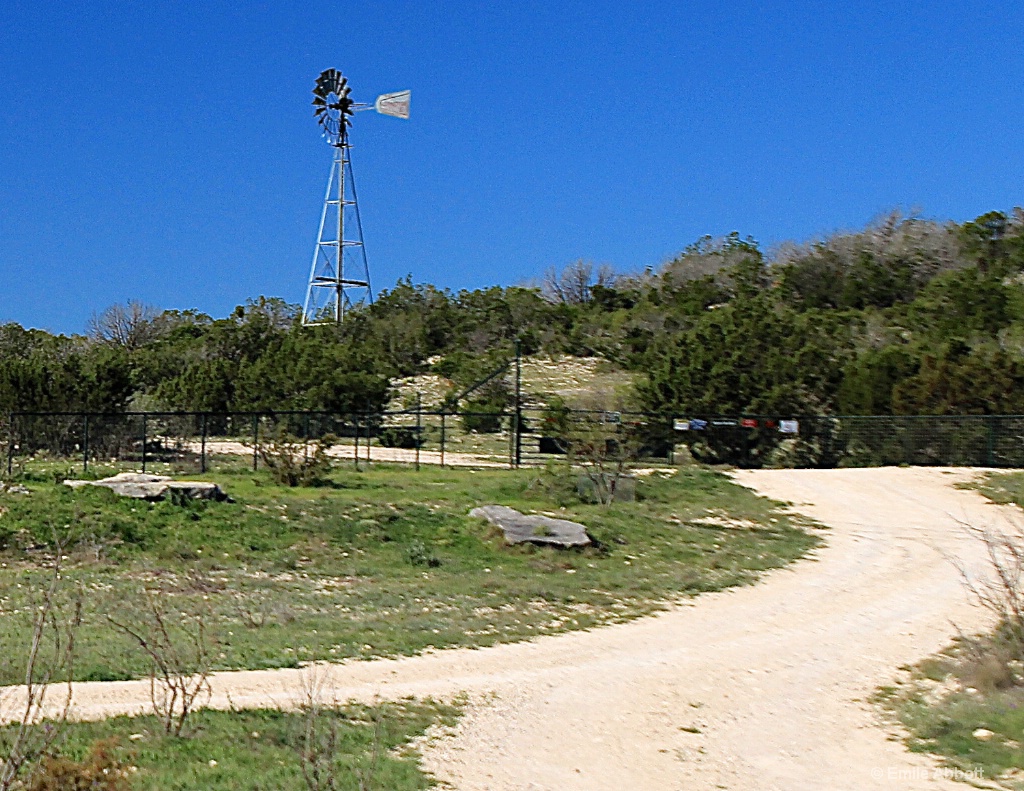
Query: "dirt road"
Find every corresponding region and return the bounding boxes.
[14,467,1013,789]
[188,439,510,468]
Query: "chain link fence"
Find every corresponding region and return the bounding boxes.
[5,409,1024,476]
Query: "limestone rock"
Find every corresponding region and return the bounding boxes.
[64,472,229,502]
[470,505,590,548]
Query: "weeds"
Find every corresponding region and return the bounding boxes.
[297,670,341,791]
[0,530,82,791]
[107,581,214,736]
[294,669,388,791]
[26,739,130,791]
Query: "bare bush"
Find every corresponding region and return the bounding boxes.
[772,209,967,286]
[255,430,337,487]
[541,260,615,305]
[543,395,640,507]
[0,537,82,791]
[566,416,640,507]
[296,669,384,791]
[661,233,759,287]
[107,585,213,737]
[946,516,1024,691]
[297,669,340,791]
[86,300,163,351]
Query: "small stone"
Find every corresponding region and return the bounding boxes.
[128,733,145,741]
[208,760,218,767]
[973,728,995,741]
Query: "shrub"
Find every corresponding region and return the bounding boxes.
[27,740,129,791]
[256,430,337,487]
[460,401,504,434]
[405,539,440,568]
[378,427,422,449]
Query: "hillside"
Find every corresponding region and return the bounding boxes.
[2,208,1023,420]
[386,355,635,413]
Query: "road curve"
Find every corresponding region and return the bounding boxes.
[11,467,1012,790]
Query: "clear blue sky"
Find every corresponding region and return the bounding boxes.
[2,1,1022,334]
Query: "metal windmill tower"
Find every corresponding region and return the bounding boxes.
[302,69,410,326]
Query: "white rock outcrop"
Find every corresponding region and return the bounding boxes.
[64,472,229,501]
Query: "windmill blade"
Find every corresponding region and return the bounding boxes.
[374,90,410,119]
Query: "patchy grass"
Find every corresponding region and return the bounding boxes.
[4,699,458,791]
[875,476,1024,787]
[0,463,816,684]
[974,471,1024,508]
[876,640,1024,787]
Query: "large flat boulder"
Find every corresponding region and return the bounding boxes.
[64,472,228,502]
[470,505,591,548]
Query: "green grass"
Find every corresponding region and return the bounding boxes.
[0,461,817,684]
[3,700,458,791]
[973,470,1024,507]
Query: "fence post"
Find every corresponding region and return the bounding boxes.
[508,412,515,469]
[6,413,14,477]
[82,414,89,474]
[303,413,310,464]
[440,412,446,468]
[199,413,207,469]
[354,414,360,471]
[252,415,259,472]
[415,393,421,472]
[987,416,997,467]
[514,339,522,468]
[141,413,148,473]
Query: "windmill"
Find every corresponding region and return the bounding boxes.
[302,69,410,325]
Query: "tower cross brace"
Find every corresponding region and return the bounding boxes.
[302,133,372,326]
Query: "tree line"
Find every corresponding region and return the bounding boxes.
[2,208,1023,418]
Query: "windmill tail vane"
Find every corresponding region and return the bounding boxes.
[374,90,411,119]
